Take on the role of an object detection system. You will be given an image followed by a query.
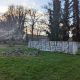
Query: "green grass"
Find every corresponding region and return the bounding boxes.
[0,46,80,80]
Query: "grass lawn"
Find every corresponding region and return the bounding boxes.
[0,46,80,80]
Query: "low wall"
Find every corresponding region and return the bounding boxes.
[28,41,78,54]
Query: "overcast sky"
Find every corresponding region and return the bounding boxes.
[0,0,50,14]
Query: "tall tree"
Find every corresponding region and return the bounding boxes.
[46,0,61,41]
[52,0,61,41]
[73,0,80,41]
[15,6,27,38]
[61,0,71,41]
[26,9,41,40]
[2,5,27,40]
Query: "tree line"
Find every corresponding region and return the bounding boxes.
[45,0,80,41]
[0,5,46,41]
[0,0,80,42]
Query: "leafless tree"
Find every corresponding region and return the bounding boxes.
[0,5,28,41]
[26,9,43,40]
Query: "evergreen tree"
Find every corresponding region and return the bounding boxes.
[52,0,61,41]
[73,0,80,41]
[61,0,70,41]
[47,0,61,41]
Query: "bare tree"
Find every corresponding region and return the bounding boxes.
[15,6,27,39]
[26,9,42,40]
[0,5,28,41]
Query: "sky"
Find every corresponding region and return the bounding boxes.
[0,0,50,14]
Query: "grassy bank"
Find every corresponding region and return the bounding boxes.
[0,46,80,80]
